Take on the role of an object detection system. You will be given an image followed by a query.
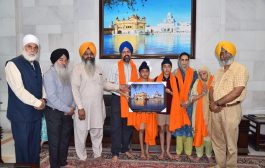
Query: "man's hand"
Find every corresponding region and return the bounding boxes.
[202,84,208,95]
[209,102,222,113]
[181,101,189,109]
[78,108,86,120]
[65,107,75,116]
[35,99,46,110]
[165,88,173,95]
[120,84,130,93]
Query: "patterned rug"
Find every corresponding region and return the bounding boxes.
[40,147,265,168]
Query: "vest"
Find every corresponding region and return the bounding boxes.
[6,55,43,122]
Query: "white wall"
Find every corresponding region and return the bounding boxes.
[0,0,265,131]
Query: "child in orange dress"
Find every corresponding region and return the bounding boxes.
[132,61,158,159]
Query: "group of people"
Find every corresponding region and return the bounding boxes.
[5,34,249,168]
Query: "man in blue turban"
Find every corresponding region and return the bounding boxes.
[108,40,138,162]
[119,41,134,63]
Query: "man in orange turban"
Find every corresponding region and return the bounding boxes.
[209,41,249,168]
[71,42,120,162]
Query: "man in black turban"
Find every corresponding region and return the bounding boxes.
[50,48,70,85]
[50,48,69,64]
[43,48,75,168]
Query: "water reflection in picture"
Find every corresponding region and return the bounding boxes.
[129,82,166,112]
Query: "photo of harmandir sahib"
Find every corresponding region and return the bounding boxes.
[101,0,194,58]
[128,82,166,112]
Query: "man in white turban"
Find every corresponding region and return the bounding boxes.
[5,34,46,165]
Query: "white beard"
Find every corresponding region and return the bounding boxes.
[219,57,234,67]
[83,60,96,78]
[54,63,70,86]
[22,50,38,62]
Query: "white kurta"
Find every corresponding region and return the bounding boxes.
[71,62,119,130]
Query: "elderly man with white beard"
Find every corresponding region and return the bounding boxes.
[71,42,121,162]
[5,34,46,165]
[43,48,75,168]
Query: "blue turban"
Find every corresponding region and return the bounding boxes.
[119,41,133,54]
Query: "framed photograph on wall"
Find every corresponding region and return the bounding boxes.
[99,0,196,59]
[128,82,166,113]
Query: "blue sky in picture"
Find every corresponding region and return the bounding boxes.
[104,0,191,28]
[130,84,164,97]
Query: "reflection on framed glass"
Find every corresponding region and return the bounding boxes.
[99,0,196,59]
[128,82,166,113]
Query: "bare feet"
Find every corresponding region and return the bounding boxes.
[112,156,119,162]
[166,151,174,160]
[192,156,201,162]
[158,152,164,160]
[140,152,146,160]
[125,151,135,159]
[60,163,71,168]
[77,160,86,168]
[208,157,214,163]
[94,156,104,161]
[187,155,195,161]
[146,152,150,160]
[175,154,180,160]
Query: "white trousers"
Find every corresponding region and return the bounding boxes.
[74,122,103,160]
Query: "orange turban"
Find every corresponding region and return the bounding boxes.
[79,42,96,57]
[215,41,236,58]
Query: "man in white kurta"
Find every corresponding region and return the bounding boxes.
[71,42,119,161]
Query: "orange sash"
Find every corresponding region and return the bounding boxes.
[118,59,138,118]
[193,75,213,147]
[132,78,158,145]
[175,68,195,128]
[156,72,182,131]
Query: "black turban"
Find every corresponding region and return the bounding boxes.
[139,61,150,72]
[50,48,69,64]
[161,57,172,67]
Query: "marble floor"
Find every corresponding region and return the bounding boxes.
[1,131,265,163]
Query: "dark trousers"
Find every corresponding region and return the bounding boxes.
[110,94,133,156]
[44,107,73,168]
[11,119,41,165]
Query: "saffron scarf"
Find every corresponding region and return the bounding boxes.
[175,67,195,128]
[132,78,158,145]
[156,72,182,131]
[193,75,213,147]
[118,59,138,118]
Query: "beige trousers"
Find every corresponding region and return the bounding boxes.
[211,105,241,168]
[74,122,103,160]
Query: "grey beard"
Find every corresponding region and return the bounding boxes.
[219,57,234,66]
[83,59,96,77]
[123,55,131,63]
[54,63,70,86]
[22,50,38,62]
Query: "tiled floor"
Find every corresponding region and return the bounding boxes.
[1,131,265,163]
